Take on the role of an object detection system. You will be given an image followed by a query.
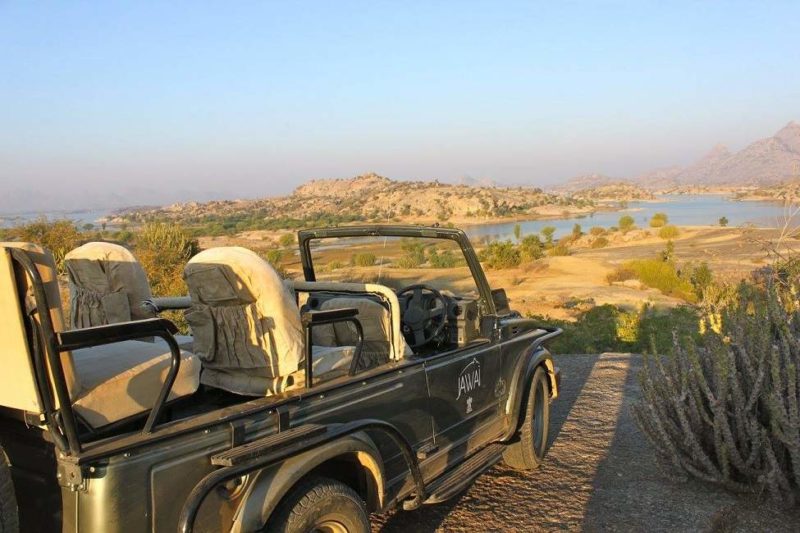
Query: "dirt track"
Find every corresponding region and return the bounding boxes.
[372,353,800,532]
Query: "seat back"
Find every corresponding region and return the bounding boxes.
[184,247,305,395]
[1,243,80,400]
[313,297,392,369]
[65,242,155,328]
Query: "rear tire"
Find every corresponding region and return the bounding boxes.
[503,366,550,470]
[267,476,369,533]
[0,445,19,533]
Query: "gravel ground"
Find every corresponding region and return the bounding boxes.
[372,353,800,532]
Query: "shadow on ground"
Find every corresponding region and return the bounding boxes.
[372,353,800,532]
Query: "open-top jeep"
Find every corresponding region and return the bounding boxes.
[0,225,560,532]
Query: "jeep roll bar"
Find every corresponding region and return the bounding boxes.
[10,248,182,455]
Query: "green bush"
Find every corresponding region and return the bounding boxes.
[548,242,570,256]
[10,218,81,273]
[633,278,800,504]
[528,304,699,355]
[649,212,668,227]
[480,241,521,269]
[619,215,635,232]
[279,233,295,247]
[626,258,695,301]
[326,260,344,271]
[519,234,544,261]
[351,253,376,267]
[591,236,609,249]
[590,226,606,236]
[263,249,283,266]
[541,226,556,245]
[658,224,680,239]
[428,248,459,268]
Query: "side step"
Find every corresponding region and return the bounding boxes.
[423,443,505,505]
[211,424,326,467]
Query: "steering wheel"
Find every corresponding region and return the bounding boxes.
[397,284,448,349]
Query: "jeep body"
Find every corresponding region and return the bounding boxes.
[0,225,560,532]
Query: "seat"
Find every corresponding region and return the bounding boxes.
[183,247,356,396]
[312,297,392,370]
[3,242,201,429]
[65,242,156,328]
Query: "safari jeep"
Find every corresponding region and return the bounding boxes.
[0,225,560,532]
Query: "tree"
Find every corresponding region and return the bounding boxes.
[513,223,522,242]
[135,223,199,296]
[82,223,95,232]
[619,215,635,233]
[649,212,668,228]
[519,234,544,261]
[541,226,556,245]
[719,216,729,227]
[12,218,81,273]
[572,223,583,240]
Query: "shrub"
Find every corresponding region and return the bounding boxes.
[263,249,283,266]
[513,223,522,241]
[480,241,521,269]
[519,234,545,262]
[658,225,680,239]
[572,223,583,239]
[527,304,699,355]
[590,226,606,236]
[135,223,199,297]
[649,212,669,227]
[619,215,635,233]
[279,233,295,247]
[548,242,570,256]
[626,258,695,301]
[719,216,729,227]
[633,278,800,504]
[326,260,344,271]
[11,218,81,273]
[591,237,609,249]
[428,248,459,268]
[541,226,556,245]
[351,253,376,267]
[606,265,637,284]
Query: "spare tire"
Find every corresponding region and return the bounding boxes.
[0,445,19,533]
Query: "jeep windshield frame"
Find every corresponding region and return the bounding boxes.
[297,225,496,316]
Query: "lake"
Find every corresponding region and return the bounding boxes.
[463,194,799,241]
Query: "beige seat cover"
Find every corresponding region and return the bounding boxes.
[313,297,391,370]
[72,340,200,427]
[65,242,155,328]
[184,247,356,396]
[4,242,200,428]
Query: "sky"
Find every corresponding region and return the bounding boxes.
[1,1,799,213]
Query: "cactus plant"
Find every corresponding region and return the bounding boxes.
[633,275,800,505]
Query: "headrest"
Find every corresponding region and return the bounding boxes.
[184,247,304,378]
[65,242,155,326]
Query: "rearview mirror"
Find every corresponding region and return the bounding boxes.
[491,288,510,314]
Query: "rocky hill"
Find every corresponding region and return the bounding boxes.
[555,174,654,200]
[115,173,597,231]
[637,121,800,188]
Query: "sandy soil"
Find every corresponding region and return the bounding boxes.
[371,353,800,532]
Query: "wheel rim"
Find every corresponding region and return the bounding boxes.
[311,519,350,533]
[532,380,545,454]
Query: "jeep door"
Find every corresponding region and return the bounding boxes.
[424,340,503,473]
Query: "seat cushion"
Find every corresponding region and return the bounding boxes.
[72,340,201,428]
[200,345,354,396]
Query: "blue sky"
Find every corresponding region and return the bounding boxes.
[1,1,799,211]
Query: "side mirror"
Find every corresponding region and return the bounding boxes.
[491,288,510,314]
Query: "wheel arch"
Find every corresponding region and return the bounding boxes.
[230,431,385,533]
[503,344,557,440]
